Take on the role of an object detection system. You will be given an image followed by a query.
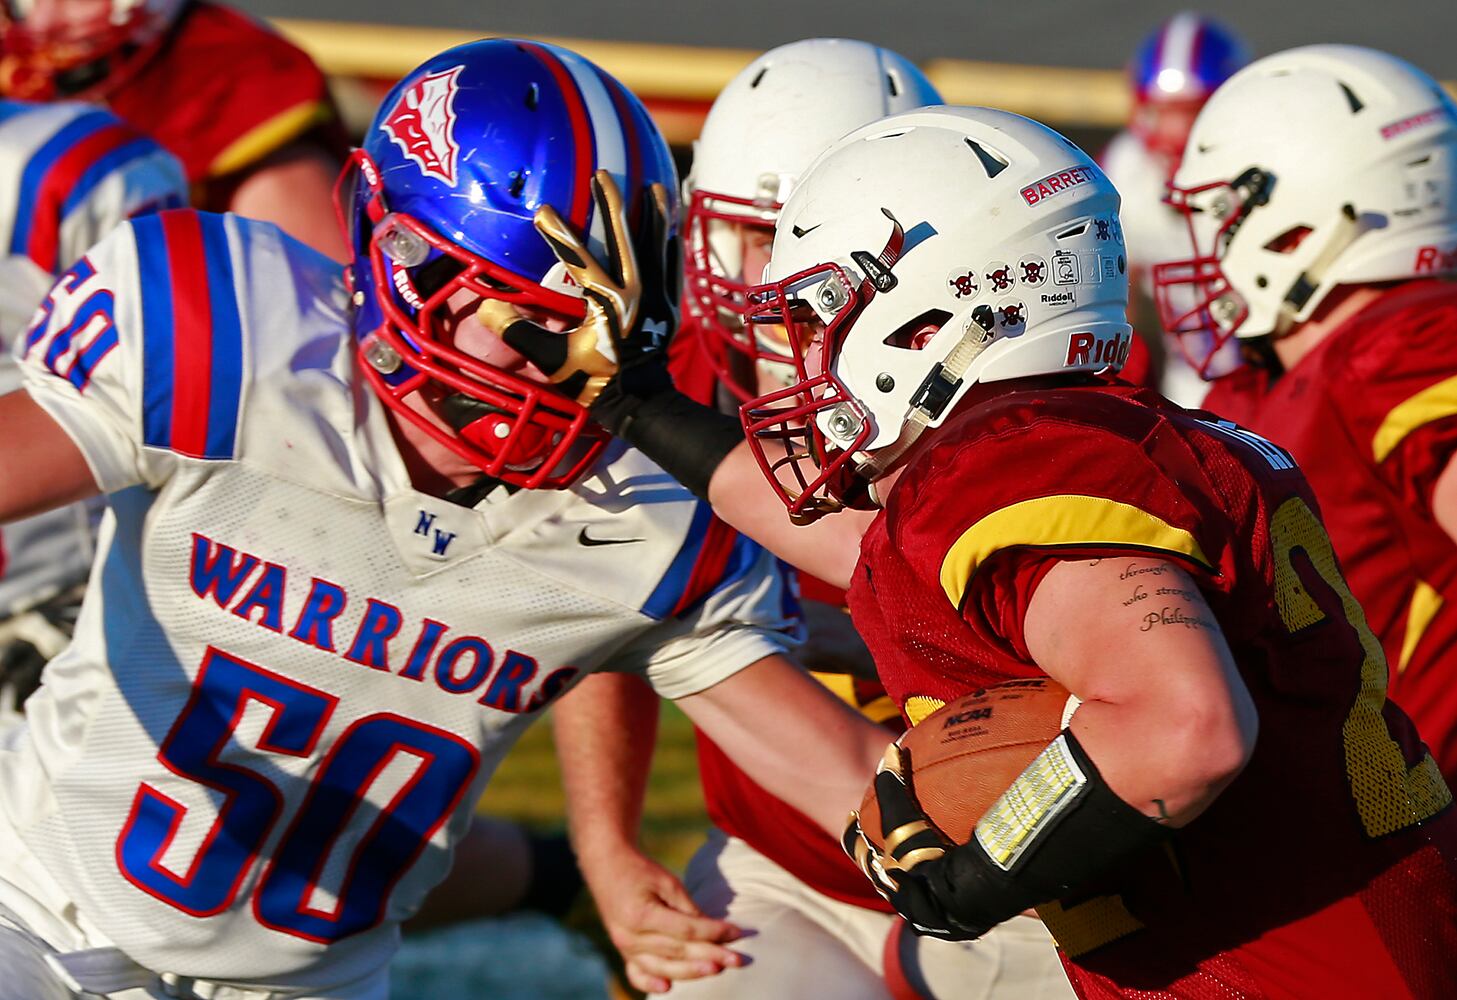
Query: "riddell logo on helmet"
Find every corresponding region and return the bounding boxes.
[383,65,464,185]
[1414,244,1457,273]
[1064,331,1130,368]
[1020,166,1097,206]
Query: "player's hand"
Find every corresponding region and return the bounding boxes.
[588,849,744,993]
[478,170,678,419]
[842,744,996,942]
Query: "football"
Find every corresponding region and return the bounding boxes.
[858,677,1076,847]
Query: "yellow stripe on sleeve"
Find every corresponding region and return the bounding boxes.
[1371,374,1457,463]
[938,494,1213,610]
[1398,579,1444,675]
[208,100,332,179]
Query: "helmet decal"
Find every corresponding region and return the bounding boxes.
[382,65,464,186]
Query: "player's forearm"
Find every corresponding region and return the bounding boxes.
[677,654,889,835]
[597,380,872,589]
[553,672,660,867]
[0,390,101,523]
[706,444,872,590]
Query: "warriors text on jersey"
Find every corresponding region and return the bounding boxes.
[2,210,796,991]
[850,379,1457,999]
[0,100,183,623]
[1204,281,1457,787]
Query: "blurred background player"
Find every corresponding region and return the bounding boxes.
[554,39,1072,999]
[0,37,898,999]
[0,97,184,731]
[1161,45,1457,785]
[1100,11,1249,404]
[0,0,348,257]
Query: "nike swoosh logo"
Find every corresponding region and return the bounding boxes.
[791,223,822,239]
[577,527,645,547]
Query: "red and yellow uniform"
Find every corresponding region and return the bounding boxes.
[852,378,1457,999]
[670,324,899,912]
[1204,280,1457,785]
[74,3,342,209]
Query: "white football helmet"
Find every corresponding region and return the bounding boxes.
[684,38,941,399]
[740,106,1132,521]
[1155,45,1457,378]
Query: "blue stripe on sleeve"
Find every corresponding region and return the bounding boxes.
[197,214,244,459]
[641,502,713,621]
[60,138,160,218]
[134,214,176,448]
[10,110,115,257]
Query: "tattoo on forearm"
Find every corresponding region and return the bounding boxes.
[1149,798,1172,824]
[1119,563,1170,580]
[1140,607,1217,632]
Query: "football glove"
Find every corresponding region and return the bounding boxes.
[844,732,1169,942]
[478,169,678,421]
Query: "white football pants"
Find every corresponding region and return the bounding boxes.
[666,829,1076,1000]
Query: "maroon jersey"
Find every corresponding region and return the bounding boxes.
[670,321,897,911]
[1204,281,1457,785]
[102,3,344,206]
[851,379,1457,999]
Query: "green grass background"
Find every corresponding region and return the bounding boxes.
[478,700,707,872]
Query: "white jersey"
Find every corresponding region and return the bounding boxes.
[0,100,186,621]
[2,211,796,992]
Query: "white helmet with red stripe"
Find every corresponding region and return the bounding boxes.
[684,38,941,399]
[741,107,1131,521]
[1155,45,1457,377]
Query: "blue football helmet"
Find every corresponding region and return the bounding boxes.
[1128,13,1250,157]
[337,38,679,489]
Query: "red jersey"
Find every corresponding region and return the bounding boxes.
[99,3,342,207]
[1204,281,1457,786]
[670,323,898,910]
[851,379,1457,999]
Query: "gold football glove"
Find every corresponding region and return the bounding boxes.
[478,170,678,409]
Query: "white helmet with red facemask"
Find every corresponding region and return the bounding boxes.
[0,0,184,99]
[684,38,940,400]
[742,107,1131,522]
[1155,45,1457,379]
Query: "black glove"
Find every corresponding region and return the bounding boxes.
[477,169,679,429]
[844,732,1169,942]
[843,744,997,941]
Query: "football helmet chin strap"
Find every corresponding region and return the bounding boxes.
[1272,203,1360,339]
[856,313,997,508]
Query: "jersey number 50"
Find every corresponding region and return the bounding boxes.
[115,648,480,942]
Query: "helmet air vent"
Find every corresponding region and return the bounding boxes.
[886,71,900,97]
[883,309,951,350]
[1338,82,1364,114]
[1264,225,1313,254]
[1056,222,1090,240]
[750,67,769,88]
[963,138,1008,179]
[525,82,540,110]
